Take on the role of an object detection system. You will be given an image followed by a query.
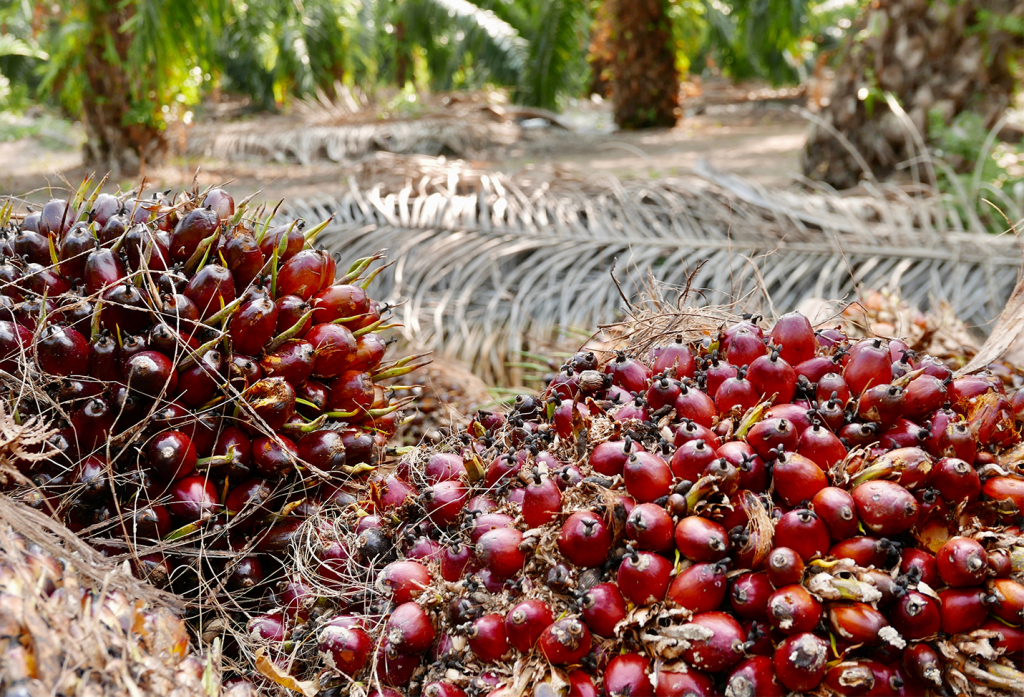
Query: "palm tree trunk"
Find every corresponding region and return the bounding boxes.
[395,20,410,88]
[599,0,679,129]
[803,0,1022,189]
[80,0,166,177]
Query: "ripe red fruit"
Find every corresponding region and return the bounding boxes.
[36,325,89,376]
[715,372,759,415]
[386,602,435,653]
[937,537,988,587]
[475,527,525,578]
[810,487,859,541]
[730,572,772,621]
[670,439,716,482]
[796,423,847,471]
[982,476,1024,511]
[423,480,469,526]
[931,457,981,504]
[725,656,785,697]
[674,516,729,562]
[167,475,220,522]
[184,264,235,320]
[766,547,804,588]
[674,420,721,449]
[816,372,851,405]
[746,418,798,459]
[828,536,890,568]
[681,612,745,673]
[774,509,830,562]
[558,512,612,568]
[581,583,627,638]
[675,384,717,428]
[375,642,420,686]
[769,313,815,366]
[890,590,941,639]
[651,338,696,378]
[623,451,673,503]
[589,438,643,477]
[252,434,298,476]
[723,326,765,368]
[146,430,197,481]
[989,579,1024,626]
[538,618,592,665]
[124,350,178,396]
[667,560,728,614]
[229,295,278,356]
[605,352,650,392]
[857,384,905,427]
[646,376,682,411]
[306,324,357,378]
[626,503,675,552]
[772,452,828,507]
[704,357,737,399]
[767,585,821,635]
[654,671,715,697]
[747,350,797,405]
[902,643,942,689]
[422,683,465,697]
[939,587,988,634]
[904,375,948,420]
[522,473,562,527]
[899,548,940,588]
[773,632,827,691]
[604,653,652,697]
[468,513,514,543]
[827,602,888,645]
[277,249,335,300]
[380,561,431,604]
[505,599,553,652]
[318,621,373,675]
[843,339,891,395]
[851,480,918,536]
[248,612,287,643]
[617,549,673,605]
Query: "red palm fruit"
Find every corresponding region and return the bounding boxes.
[930,457,981,505]
[248,612,287,643]
[319,621,372,675]
[375,642,421,686]
[339,428,374,465]
[295,379,327,418]
[880,418,928,449]
[747,349,798,404]
[35,325,89,376]
[828,603,888,646]
[129,502,172,540]
[795,355,837,383]
[816,372,851,405]
[937,537,988,587]
[982,476,1024,511]
[162,292,200,327]
[852,480,918,536]
[774,509,830,561]
[145,430,197,480]
[225,478,272,520]
[948,375,999,412]
[558,512,612,567]
[796,423,846,471]
[505,599,554,652]
[731,572,772,621]
[675,419,721,449]
[581,583,627,638]
[167,474,220,522]
[899,548,940,588]
[87,334,120,381]
[348,333,388,371]
[716,372,759,415]
[423,453,463,483]
[667,560,729,614]
[704,357,737,399]
[476,527,525,577]
[725,656,785,697]
[722,318,764,345]
[277,249,336,300]
[823,661,879,696]
[440,544,473,582]
[40,198,77,236]
[916,354,952,380]
[857,384,904,427]
[254,517,304,553]
[810,487,859,541]
[122,350,177,395]
[772,452,828,507]
[623,451,672,503]
[746,418,798,459]
[423,480,468,527]
[567,671,599,697]
[406,537,441,563]
[815,398,845,433]
[932,418,977,463]
[297,430,347,471]
[14,230,51,266]
[589,438,643,477]
[275,294,312,334]
[259,340,315,386]
[829,536,890,568]
[988,579,1023,626]
[720,444,767,493]
[251,434,298,476]
[890,590,941,639]
[626,503,675,552]
[651,337,696,378]
[83,247,127,293]
[773,632,827,692]
[522,473,562,527]
[58,226,96,280]
[670,439,716,482]
[675,516,729,562]
[767,585,821,635]
[259,223,305,261]
[97,214,128,246]
[312,284,370,324]
[229,295,278,356]
[423,683,464,697]
[724,327,766,367]
[703,457,740,495]
[538,617,591,665]
[380,561,431,604]
[468,513,514,543]
[766,547,804,588]
[970,392,1017,447]
[148,322,196,356]
[982,618,1024,655]
[989,549,1013,578]
[328,370,374,413]
[386,602,435,653]
[99,282,150,335]
[245,377,295,431]
[221,232,264,291]
[903,375,947,420]
[605,351,650,393]
[939,587,988,634]
[902,643,942,689]
[675,383,717,428]
[306,323,358,379]
[655,671,714,697]
[770,313,815,366]
[617,549,673,605]
[644,375,681,411]
[170,207,218,262]
[843,339,892,396]
[605,654,653,697]
[681,611,745,673]
[176,350,222,407]
[184,264,236,320]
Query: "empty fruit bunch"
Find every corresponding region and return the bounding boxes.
[248,310,1023,697]
[0,184,424,599]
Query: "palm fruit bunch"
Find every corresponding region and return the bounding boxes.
[247,310,1024,697]
[0,184,422,596]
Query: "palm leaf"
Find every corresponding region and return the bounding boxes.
[283,160,1018,385]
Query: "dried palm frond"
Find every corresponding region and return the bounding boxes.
[283,156,1022,384]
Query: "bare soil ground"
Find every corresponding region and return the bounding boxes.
[0,105,808,204]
